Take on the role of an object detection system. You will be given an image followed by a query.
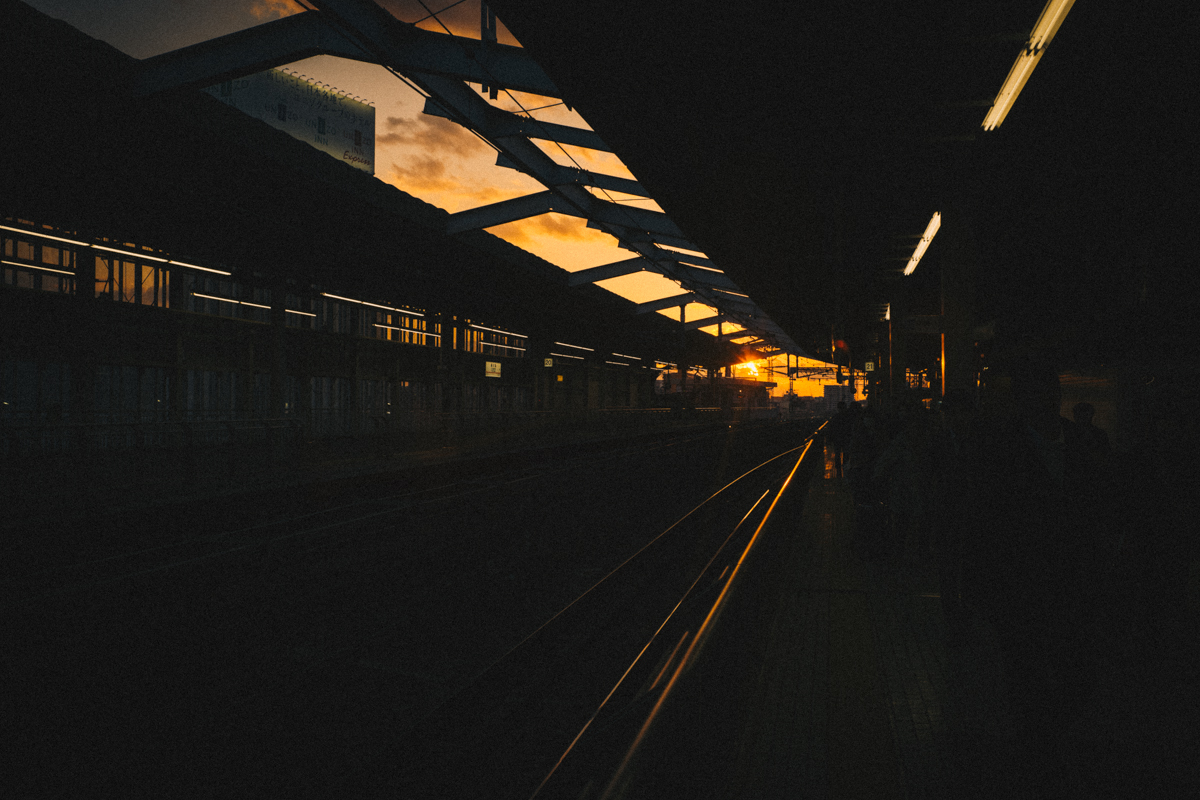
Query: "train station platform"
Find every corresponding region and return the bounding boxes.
[1,408,783,533]
[739,439,1200,799]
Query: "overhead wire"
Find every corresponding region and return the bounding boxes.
[304,0,752,343]
[427,431,820,724]
[408,1,739,327]
[528,486,775,799]
[412,0,470,25]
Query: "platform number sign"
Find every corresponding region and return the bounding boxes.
[485,361,501,378]
[865,361,875,372]
[544,358,554,368]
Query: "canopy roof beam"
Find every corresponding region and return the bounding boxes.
[425,98,610,153]
[131,9,560,98]
[566,257,648,287]
[634,293,698,314]
[135,0,806,356]
[684,314,733,331]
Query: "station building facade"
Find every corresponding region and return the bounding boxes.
[1,2,747,456]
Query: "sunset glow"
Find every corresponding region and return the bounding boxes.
[24,0,743,340]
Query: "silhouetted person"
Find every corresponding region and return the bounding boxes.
[958,351,1106,796]
[933,388,976,640]
[847,407,889,559]
[872,396,936,561]
[846,408,885,502]
[826,400,853,477]
[1071,401,1110,456]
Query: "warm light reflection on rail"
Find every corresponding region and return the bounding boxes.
[649,631,691,693]
[530,485,775,800]
[599,439,814,800]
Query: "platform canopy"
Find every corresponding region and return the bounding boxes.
[125,0,804,356]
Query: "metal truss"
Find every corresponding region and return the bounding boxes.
[131,0,804,356]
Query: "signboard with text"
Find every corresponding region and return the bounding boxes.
[203,69,375,174]
[485,361,501,378]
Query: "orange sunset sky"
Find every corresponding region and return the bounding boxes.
[248,0,734,335]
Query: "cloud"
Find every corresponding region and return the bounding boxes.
[377,115,489,158]
[384,159,526,212]
[490,214,612,249]
[248,0,302,21]
[387,156,454,192]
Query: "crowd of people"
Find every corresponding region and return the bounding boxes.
[823,354,1130,793]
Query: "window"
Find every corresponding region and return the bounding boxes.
[93,365,168,423]
[95,256,168,307]
[1,231,75,294]
[0,358,71,422]
[285,293,314,329]
[252,373,272,418]
[369,310,437,346]
[184,369,237,420]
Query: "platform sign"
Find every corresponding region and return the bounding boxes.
[865,361,875,372]
[203,69,375,174]
[544,358,554,368]
[485,361,501,378]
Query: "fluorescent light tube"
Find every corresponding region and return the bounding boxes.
[904,212,941,275]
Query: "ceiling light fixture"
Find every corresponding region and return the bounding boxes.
[0,224,231,275]
[982,0,1076,131]
[904,212,941,275]
[320,292,423,316]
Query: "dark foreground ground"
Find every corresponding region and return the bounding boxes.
[5,417,1198,798]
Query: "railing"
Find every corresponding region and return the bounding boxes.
[0,418,303,459]
[0,405,798,460]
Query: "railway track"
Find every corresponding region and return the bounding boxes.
[403,427,823,799]
[2,421,769,609]
[6,419,826,797]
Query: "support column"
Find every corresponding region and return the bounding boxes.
[351,338,363,435]
[238,338,254,419]
[678,304,688,392]
[435,312,460,413]
[940,205,978,398]
[171,330,185,421]
[71,250,98,427]
[889,290,908,406]
[269,283,286,419]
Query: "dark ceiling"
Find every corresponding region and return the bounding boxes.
[486,0,1198,366]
